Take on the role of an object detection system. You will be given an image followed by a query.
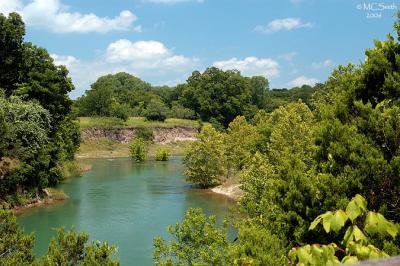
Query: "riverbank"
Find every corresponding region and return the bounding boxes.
[77,117,199,159]
[211,183,243,201]
[5,160,91,213]
[77,139,192,159]
[8,188,68,214]
[210,176,243,201]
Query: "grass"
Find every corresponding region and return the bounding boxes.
[44,188,68,200]
[59,160,92,178]
[78,117,202,129]
[77,138,130,159]
[76,138,191,159]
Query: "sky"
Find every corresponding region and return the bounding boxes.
[0,0,397,98]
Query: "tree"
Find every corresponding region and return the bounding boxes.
[225,116,258,173]
[184,125,226,188]
[267,102,315,176]
[170,101,196,119]
[42,228,119,266]
[144,98,170,121]
[0,13,25,95]
[0,13,80,205]
[179,67,254,128]
[153,208,230,265]
[0,209,35,266]
[73,72,154,118]
[230,223,288,266]
[0,96,52,197]
[313,14,400,220]
[250,76,269,109]
[110,98,130,121]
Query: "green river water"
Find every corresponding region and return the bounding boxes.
[17,157,235,265]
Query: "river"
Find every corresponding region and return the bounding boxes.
[17,157,235,265]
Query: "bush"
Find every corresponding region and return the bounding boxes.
[170,102,196,119]
[144,99,169,121]
[129,138,147,162]
[135,127,154,142]
[110,101,130,121]
[155,146,170,161]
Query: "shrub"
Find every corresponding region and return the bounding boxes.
[135,127,154,142]
[129,138,147,162]
[155,146,170,161]
[144,99,169,121]
[170,102,196,119]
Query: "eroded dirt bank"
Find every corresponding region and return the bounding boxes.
[81,126,198,144]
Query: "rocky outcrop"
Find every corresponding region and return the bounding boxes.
[81,126,199,144]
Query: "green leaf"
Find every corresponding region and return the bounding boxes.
[342,225,368,247]
[364,211,398,238]
[346,195,367,222]
[309,215,323,231]
[322,211,333,233]
[341,256,358,264]
[330,210,348,233]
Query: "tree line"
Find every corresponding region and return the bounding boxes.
[73,69,317,129]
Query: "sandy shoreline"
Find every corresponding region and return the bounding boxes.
[211,183,243,201]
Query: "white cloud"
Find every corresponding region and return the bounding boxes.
[143,0,204,4]
[255,17,314,33]
[51,40,198,98]
[105,39,195,69]
[0,0,23,14]
[51,54,80,66]
[0,0,138,33]
[288,75,319,87]
[213,57,279,78]
[312,59,333,69]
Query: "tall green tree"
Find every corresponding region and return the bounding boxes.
[0,13,80,204]
[179,67,254,128]
[250,76,269,109]
[184,125,227,188]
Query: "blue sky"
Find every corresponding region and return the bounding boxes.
[0,0,397,98]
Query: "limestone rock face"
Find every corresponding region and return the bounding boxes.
[81,126,199,144]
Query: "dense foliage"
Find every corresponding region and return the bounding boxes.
[183,125,227,188]
[73,69,317,126]
[0,209,119,265]
[154,208,231,265]
[0,13,80,207]
[156,15,400,265]
[154,208,288,266]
